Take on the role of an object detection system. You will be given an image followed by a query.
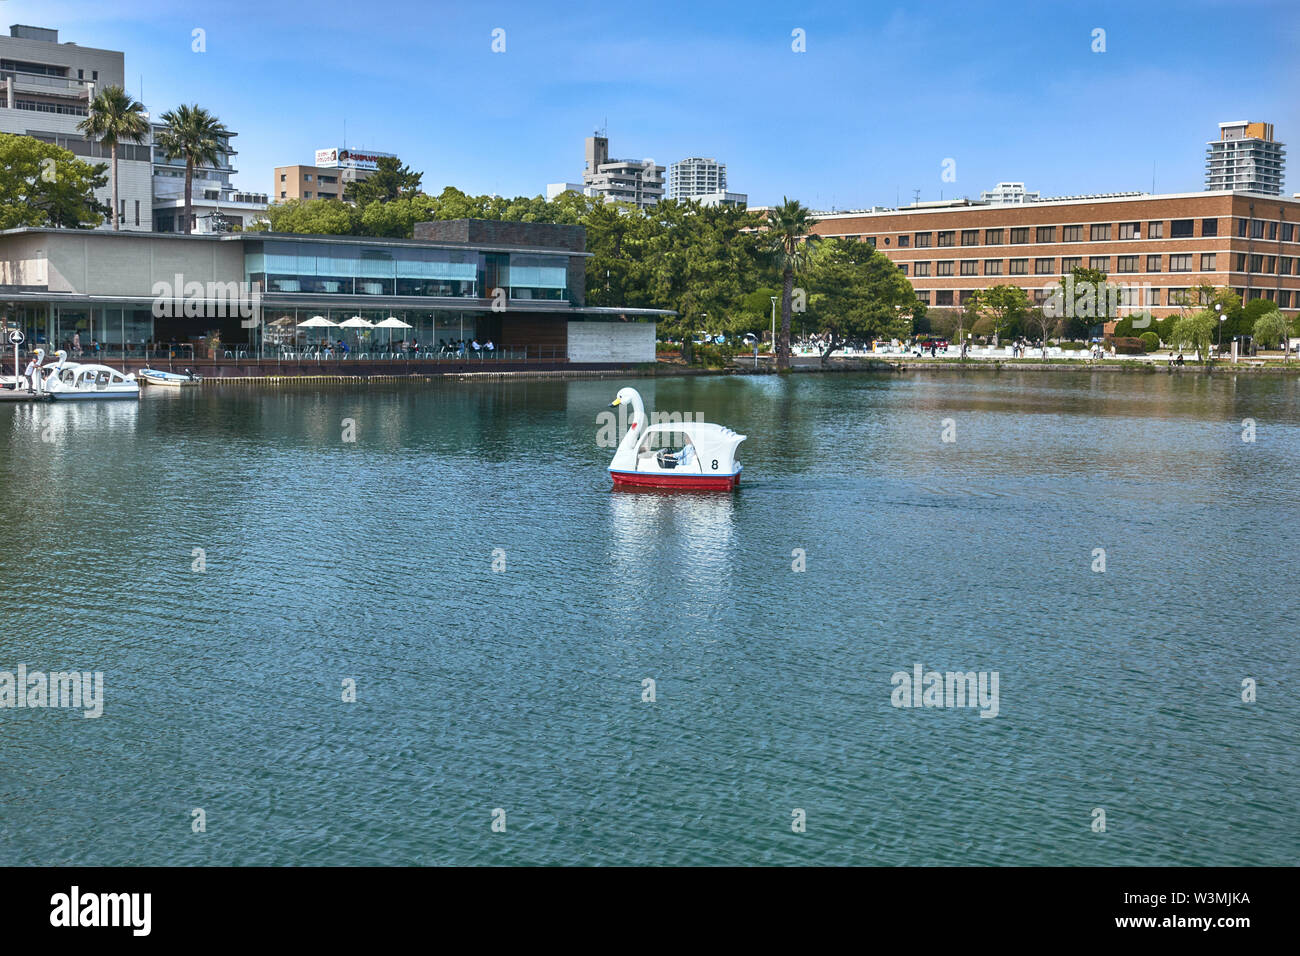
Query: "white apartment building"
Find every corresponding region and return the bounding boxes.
[0,24,153,231]
[153,123,268,233]
[581,135,664,209]
[668,157,726,200]
[979,182,1041,205]
[1206,121,1285,196]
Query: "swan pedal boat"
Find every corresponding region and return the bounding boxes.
[140,368,202,387]
[38,351,139,400]
[607,387,746,490]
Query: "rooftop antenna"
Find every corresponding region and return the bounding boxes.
[912,187,921,206]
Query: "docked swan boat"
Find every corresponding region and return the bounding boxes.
[140,368,201,387]
[41,352,139,400]
[607,387,746,490]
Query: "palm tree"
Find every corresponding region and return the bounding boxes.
[77,85,149,231]
[155,104,230,235]
[766,198,817,369]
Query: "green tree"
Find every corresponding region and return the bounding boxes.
[344,156,423,205]
[0,133,109,229]
[1252,309,1291,355]
[1049,266,1112,340]
[264,197,360,234]
[155,104,230,234]
[766,198,817,369]
[1170,310,1217,362]
[806,238,919,363]
[77,85,149,231]
[971,284,1029,345]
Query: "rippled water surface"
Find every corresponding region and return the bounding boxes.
[1,370,1297,865]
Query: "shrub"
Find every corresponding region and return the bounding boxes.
[692,343,736,368]
[1138,331,1160,353]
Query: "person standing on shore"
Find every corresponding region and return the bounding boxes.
[23,354,38,392]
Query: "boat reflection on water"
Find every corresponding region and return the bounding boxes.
[6,395,139,444]
[607,486,739,605]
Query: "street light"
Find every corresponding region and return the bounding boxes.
[770,295,777,358]
[1215,302,1226,353]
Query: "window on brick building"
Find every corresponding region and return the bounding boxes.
[1170,219,1194,238]
[1009,258,1028,275]
[1116,255,1138,273]
[1146,255,1162,272]
[1169,254,1192,272]
[1010,227,1029,244]
[1062,225,1083,242]
[1147,221,1164,238]
[1090,224,1111,241]
[1036,226,1055,243]
[1119,222,1140,240]
[984,259,1002,275]
[1089,256,1109,271]
[960,260,979,275]
[985,228,1003,244]
[936,260,954,276]
[1034,257,1054,274]
[961,229,979,246]
[1201,218,1218,237]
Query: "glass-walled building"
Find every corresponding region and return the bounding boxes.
[244,239,570,302]
[0,220,666,365]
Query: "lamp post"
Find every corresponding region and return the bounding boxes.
[1215,302,1225,357]
[770,295,777,359]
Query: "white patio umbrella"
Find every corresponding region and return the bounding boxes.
[375,316,412,351]
[337,316,374,354]
[296,315,337,348]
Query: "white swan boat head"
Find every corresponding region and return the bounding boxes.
[607,387,745,490]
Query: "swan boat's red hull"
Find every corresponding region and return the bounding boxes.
[609,469,741,490]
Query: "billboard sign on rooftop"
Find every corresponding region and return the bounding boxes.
[315,147,396,171]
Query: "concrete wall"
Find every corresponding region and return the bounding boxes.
[0,232,49,287]
[30,232,244,296]
[566,320,655,363]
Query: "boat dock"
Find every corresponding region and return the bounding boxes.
[0,389,51,403]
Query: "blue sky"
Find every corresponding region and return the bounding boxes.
[8,0,1298,207]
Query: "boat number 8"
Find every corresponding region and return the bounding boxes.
[711,460,719,470]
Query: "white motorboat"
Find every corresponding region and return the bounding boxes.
[42,354,139,401]
[139,368,202,387]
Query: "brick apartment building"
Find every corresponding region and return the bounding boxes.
[809,191,1300,318]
